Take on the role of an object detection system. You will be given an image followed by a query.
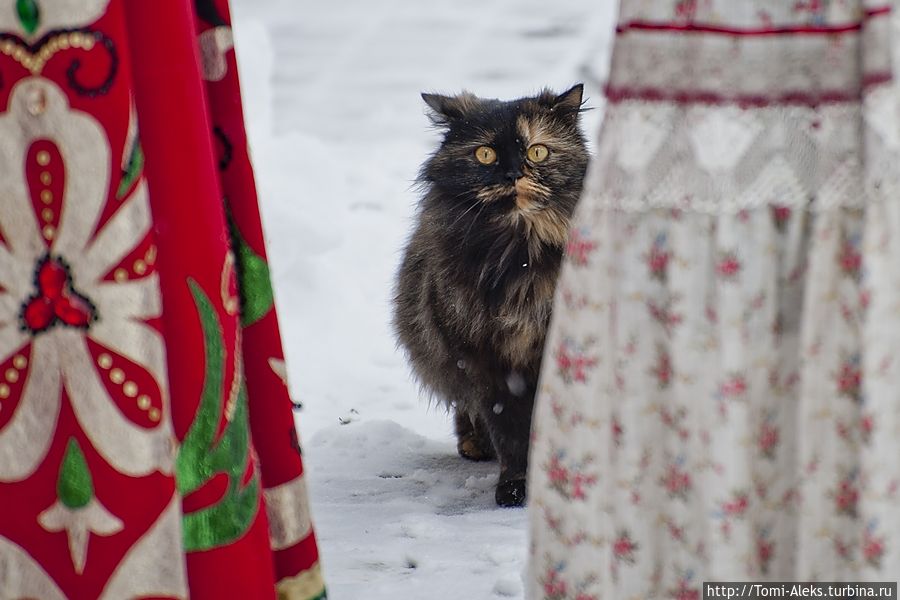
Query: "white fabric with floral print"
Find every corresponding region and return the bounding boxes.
[527,1,900,598]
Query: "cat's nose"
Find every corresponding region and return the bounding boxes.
[504,165,523,182]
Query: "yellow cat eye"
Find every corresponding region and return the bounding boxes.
[475,146,497,165]
[527,144,550,163]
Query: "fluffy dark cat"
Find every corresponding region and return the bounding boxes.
[393,85,588,507]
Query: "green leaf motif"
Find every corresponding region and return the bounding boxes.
[59,439,94,509]
[229,219,275,327]
[16,0,40,35]
[175,280,259,552]
[116,141,144,200]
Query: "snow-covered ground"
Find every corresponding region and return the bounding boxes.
[229,2,616,597]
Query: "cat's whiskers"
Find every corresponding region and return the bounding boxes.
[449,198,485,229]
[461,201,490,248]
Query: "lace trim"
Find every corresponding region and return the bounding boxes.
[584,98,900,213]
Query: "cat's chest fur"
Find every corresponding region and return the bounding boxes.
[430,238,562,369]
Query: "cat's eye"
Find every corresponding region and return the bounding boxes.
[527,144,549,163]
[475,146,497,165]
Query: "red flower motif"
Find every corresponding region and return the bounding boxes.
[21,256,97,333]
[612,417,624,447]
[547,456,569,486]
[662,464,692,499]
[542,568,567,600]
[861,414,874,443]
[571,472,598,500]
[647,300,683,333]
[720,374,748,398]
[613,531,638,564]
[863,530,886,567]
[716,253,742,279]
[838,241,862,276]
[794,0,822,14]
[566,229,597,266]
[556,341,598,384]
[834,538,852,560]
[772,205,792,229]
[758,422,779,459]
[673,583,701,600]
[675,0,697,19]
[652,347,672,389]
[835,477,859,517]
[836,358,862,402]
[647,247,670,280]
[722,492,749,517]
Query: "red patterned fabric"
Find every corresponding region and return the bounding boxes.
[0,1,324,598]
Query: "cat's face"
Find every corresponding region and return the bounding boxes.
[420,85,588,247]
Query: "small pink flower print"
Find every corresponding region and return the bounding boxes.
[835,355,862,402]
[720,520,732,539]
[794,0,822,15]
[652,346,673,389]
[542,566,567,600]
[667,520,685,542]
[571,472,596,500]
[722,491,749,518]
[575,594,597,600]
[758,421,780,460]
[555,340,598,384]
[835,476,859,518]
[772,205,791,230]
[716,252,742,279]
[547,456,569,487]
[675,0,697,20]
[612,417,624,447]
[672,583,700,600]
[545,512,562,535]
[836,420,852,442]
[647,300,684,333]
[861,414,874,443]
[860,289,871,310]
[757,535,775,574]
[613,530,638,564]
[545,453,597,501]
[647,246,670,281]
[834,537,852,560]
[720,373,748,398]
[863,528,886,568]
[838,240,862,277]
[567,228,597,267]
[661,463,692,500]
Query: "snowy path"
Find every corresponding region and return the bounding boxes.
[229,2,615,598]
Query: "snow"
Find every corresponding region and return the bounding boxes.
[228,1,616,598]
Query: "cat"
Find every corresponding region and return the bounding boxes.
[392,85,588,507]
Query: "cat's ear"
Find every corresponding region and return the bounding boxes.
[422,92,476,126]
[542,84,585,120]
[554,84,584,112]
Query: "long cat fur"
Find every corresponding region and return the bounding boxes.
[393,85,588,507]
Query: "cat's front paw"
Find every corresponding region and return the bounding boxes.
[457,435,496,462]
[495,478,526,507]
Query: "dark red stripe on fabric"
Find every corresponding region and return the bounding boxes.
[865,6,892,18]
[616,8,890,36]
[605,74,892,107]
